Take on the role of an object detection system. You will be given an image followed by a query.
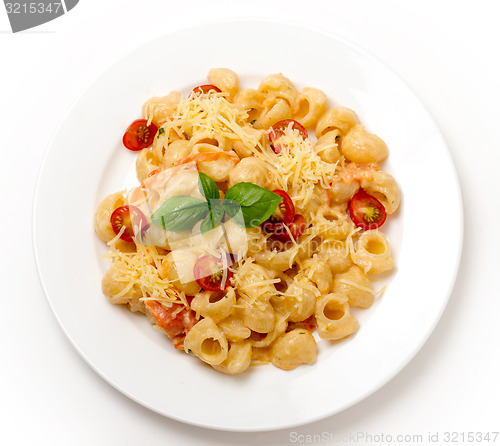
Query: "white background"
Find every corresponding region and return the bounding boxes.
[1,1,499,445]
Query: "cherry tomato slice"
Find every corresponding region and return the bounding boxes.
[261,190,295,235]
[122,119,158,151]
[193,253,234,291]
[348,189,387,230]
[267,214,306,242]
[192,84,222,95]
[287,214,306,241]
[110,205,149,242]
[273,190,295,224]
[268,119,308,154]
[145,300,197,350]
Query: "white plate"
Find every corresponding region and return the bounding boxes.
[33,20,463,431]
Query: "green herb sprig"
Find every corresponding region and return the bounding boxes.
[151,172,282,234]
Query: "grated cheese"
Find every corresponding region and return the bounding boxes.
[336,278,387,298]
[220,247,228,291]
[304,254,320,280]
[232,258,275,310]
[160,94,261,153]
[250,125,341,212]
[336,279,376,295]
[107,225,126,247]
[104,242,187,306]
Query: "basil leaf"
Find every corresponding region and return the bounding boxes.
[224,183,282,228]
[198,172,220,201]
[221,201,246,227]
[199,214,213,235]
[200,206,225,235]
[151,196,209,231]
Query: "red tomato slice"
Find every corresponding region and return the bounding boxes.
[273,190,295,224]
[193,253,234,291]
[192,84,222,95]
[266,214,306,242]
[122,119,158,151]
[145,300,197,350]
[268,119,308,154]
[348,189,387,230]
[289,214,306,240]
[110,205,149,242]
[261,189,295,235]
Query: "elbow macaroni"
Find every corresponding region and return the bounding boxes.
[95,69,400,374]
[341,124,388,164]
[293,87,328,128]
[184,317,228,365]
[315,106,359,138]
[316,293,359,340]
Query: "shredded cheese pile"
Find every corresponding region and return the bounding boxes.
[252,127,341,211]
[283,273,321,298]
[104,242,187,306]
[161,94,261,152]
[232,258,281,310]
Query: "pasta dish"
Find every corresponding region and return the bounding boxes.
[94,69,400,374]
